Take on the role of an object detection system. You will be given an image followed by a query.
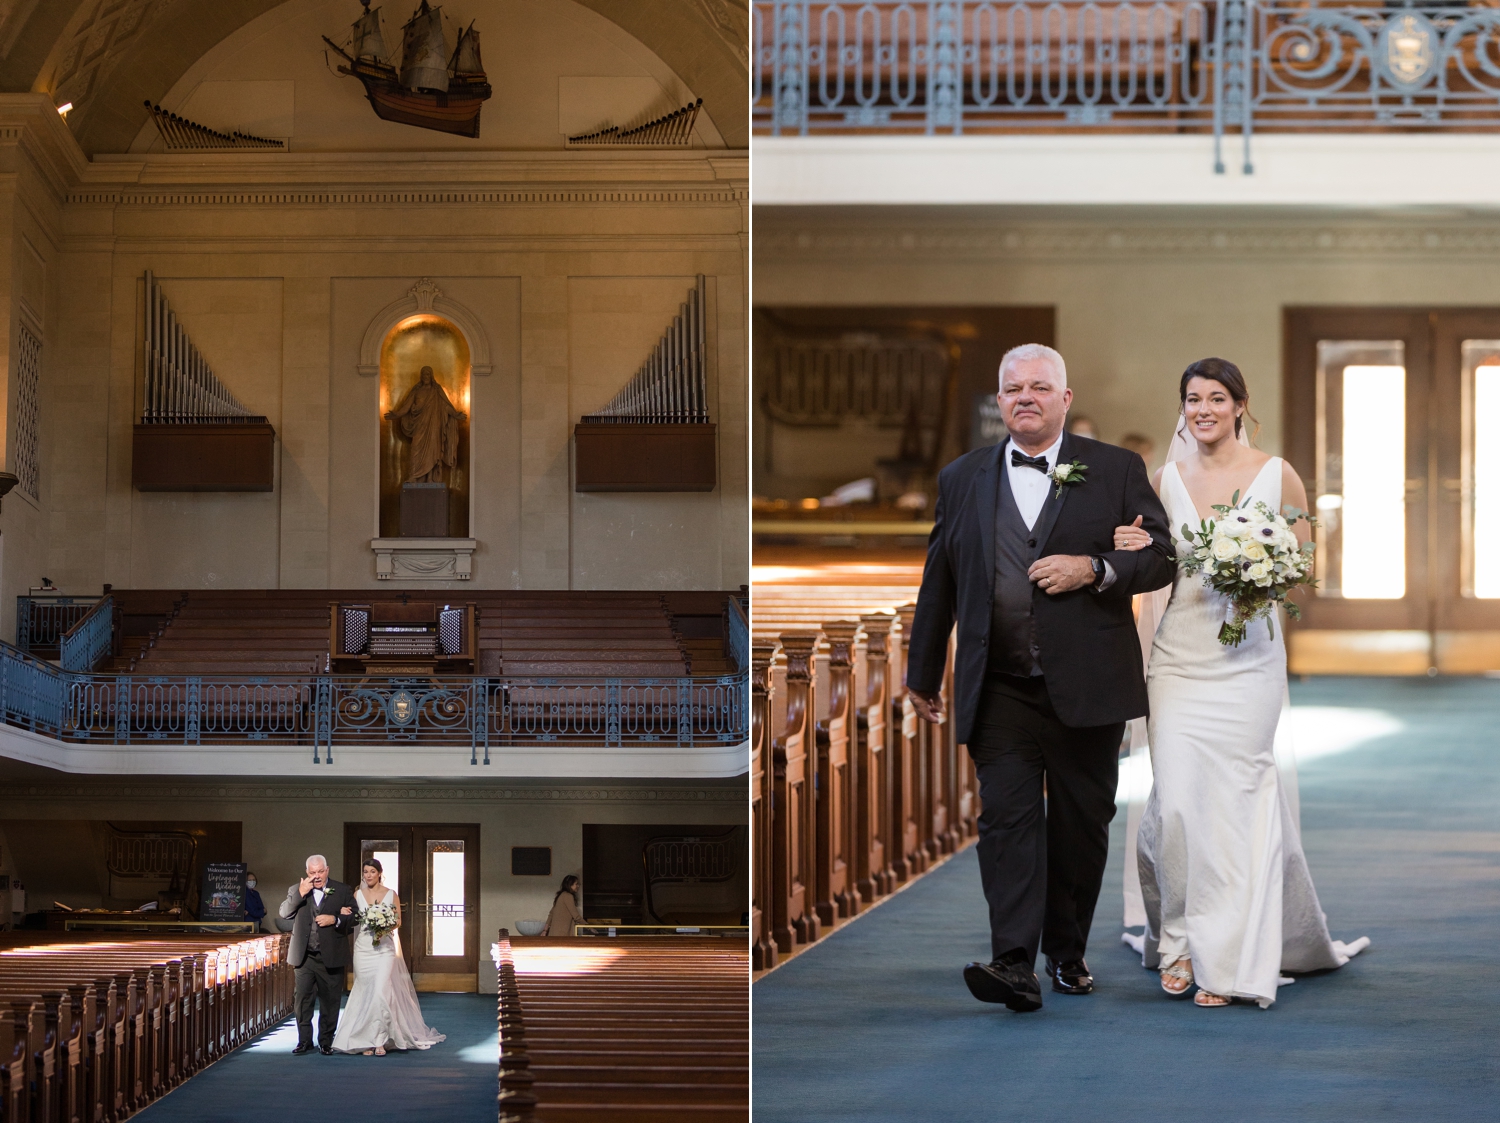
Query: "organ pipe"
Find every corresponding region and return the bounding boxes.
[582,276,709,424]
[141,270,264,424]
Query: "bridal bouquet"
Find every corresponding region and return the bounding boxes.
[1178,491,1317,646]
[360,901,399,945]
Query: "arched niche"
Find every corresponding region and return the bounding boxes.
[379,313,471,538]
[359,278,492,378]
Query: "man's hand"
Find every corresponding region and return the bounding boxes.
[909,688,945,723]
[299,876,314,896]
[314,913,337,928]
[1028,554,1096,595]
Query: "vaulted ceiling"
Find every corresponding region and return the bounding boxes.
[0,0,748,152]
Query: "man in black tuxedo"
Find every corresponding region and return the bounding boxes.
[279,854,358,1053]
[907,344,1175,1012]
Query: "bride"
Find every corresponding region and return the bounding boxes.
[331,858,446,1054]
[1113,357,1369,1008]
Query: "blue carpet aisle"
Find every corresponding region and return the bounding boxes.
[133,993,497,1123]
[752,678,1500,1123]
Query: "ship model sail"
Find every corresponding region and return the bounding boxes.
[323,0,491,138]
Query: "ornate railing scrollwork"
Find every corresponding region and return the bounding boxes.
[754,2,1500,172]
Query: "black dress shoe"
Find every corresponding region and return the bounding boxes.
[1045,957,1094,995]
[292,1043,316,1056]
[319,1046,334,1055]
[963,959,1043,1012]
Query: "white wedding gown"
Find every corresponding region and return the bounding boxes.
[331,888,446,1052]
[1135,458,1368,1007]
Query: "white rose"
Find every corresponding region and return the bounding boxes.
[1242,541,1268,562]
[1247,561,1271,582]
[1211,535,1241,562]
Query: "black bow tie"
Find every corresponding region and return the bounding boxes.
[1011,450,1050,473]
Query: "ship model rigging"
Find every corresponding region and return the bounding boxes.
[323,0,491,138]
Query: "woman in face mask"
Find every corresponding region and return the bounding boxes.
[244,871,267,932]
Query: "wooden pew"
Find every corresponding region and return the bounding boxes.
[750,643,777,972]
[752,592,974,968]
[0,934,290,1123]
[770,634,819,954]
[494,934,747,1123]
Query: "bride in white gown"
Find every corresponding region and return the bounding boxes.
[331,858,445,1054]
[1115,358,1368,1008]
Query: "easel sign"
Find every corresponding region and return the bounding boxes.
[199,862,247,921]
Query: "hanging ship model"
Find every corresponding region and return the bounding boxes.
[323,0,491,138]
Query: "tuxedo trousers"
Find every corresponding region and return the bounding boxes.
[294,951,345,1048]
[969,672,1123,964]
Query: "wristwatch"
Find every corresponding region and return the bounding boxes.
[1088,555,1106,588]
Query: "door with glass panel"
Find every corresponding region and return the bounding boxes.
[1284,308,1500,673]
[343,823,480,991]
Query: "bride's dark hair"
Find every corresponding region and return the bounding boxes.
[361,857,383,875]
[1180,357,1259,443]
[552,874,580,905]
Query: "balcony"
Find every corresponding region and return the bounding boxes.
[754,1,1500,174]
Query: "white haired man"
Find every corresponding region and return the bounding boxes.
[906,343,1176,1012]
[279,854,357,1054]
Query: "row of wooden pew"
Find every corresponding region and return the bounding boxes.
[0,932,292,1123]
[751,592,977,971]
[495,934,748,1122]
[99,589,737,679]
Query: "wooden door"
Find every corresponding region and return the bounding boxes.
[1284,307,1500,673]
[344,822,480,991]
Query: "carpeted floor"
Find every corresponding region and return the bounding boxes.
[133,993,497,1123]
[752,678,1500,1122]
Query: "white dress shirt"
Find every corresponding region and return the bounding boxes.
[1003,433,1116,590]
[312,887,325,907]
[1004,434,1063,531]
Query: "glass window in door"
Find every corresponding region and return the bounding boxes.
[360,838,401,897]
[1462,341,1500,599]
[1315,340,1407,599]
[427,839,466,957]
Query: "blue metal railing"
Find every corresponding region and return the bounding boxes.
[754,2,1500,172]
[0,641,747,764]
[17,595,98,653]
[60,595,114,672]
[727,595,750,672]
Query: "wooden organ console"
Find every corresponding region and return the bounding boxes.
[329,600,477,674]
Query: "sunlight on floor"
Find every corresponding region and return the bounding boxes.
[1116,706,1406,802]
[457,1031,499,1064]
[245,1019,303,1054]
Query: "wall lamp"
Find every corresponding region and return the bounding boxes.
[56,102,72,117]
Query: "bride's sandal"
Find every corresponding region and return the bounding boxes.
[374,1046,386,1056]
[362,1050,373,1056]
[1160,959,1194,997]
[1194,990,1232,1008]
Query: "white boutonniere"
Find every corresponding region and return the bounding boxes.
[1049,459,1088,498]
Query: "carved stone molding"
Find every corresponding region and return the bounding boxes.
[356,277,493,376]
[1,780,744,804]
[755,223,1500,260]
[370,537,477,581]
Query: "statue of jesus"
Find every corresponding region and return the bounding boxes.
[385,366,465,483]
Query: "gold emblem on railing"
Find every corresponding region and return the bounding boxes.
[1380,10,1437,91]
[387,689,417,726]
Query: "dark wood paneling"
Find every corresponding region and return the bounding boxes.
[574,423,717,492]
[132,424,275,492]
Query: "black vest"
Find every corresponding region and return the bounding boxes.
[987,462,1052,676]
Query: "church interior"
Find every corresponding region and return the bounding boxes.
[750,2,1498,1121]
[0,0,748,1119]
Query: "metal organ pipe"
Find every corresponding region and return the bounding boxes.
[140,271,262,424]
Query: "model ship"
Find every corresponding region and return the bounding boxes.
[323,0,491,138]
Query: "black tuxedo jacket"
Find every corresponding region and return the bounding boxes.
[278,878,358,969]
[906,433,1176,741]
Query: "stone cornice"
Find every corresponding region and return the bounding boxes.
[0,94,89,206]
[1,779,745,804]
[755,221,1500,260]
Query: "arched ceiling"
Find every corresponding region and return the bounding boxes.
[0,0,748,153]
